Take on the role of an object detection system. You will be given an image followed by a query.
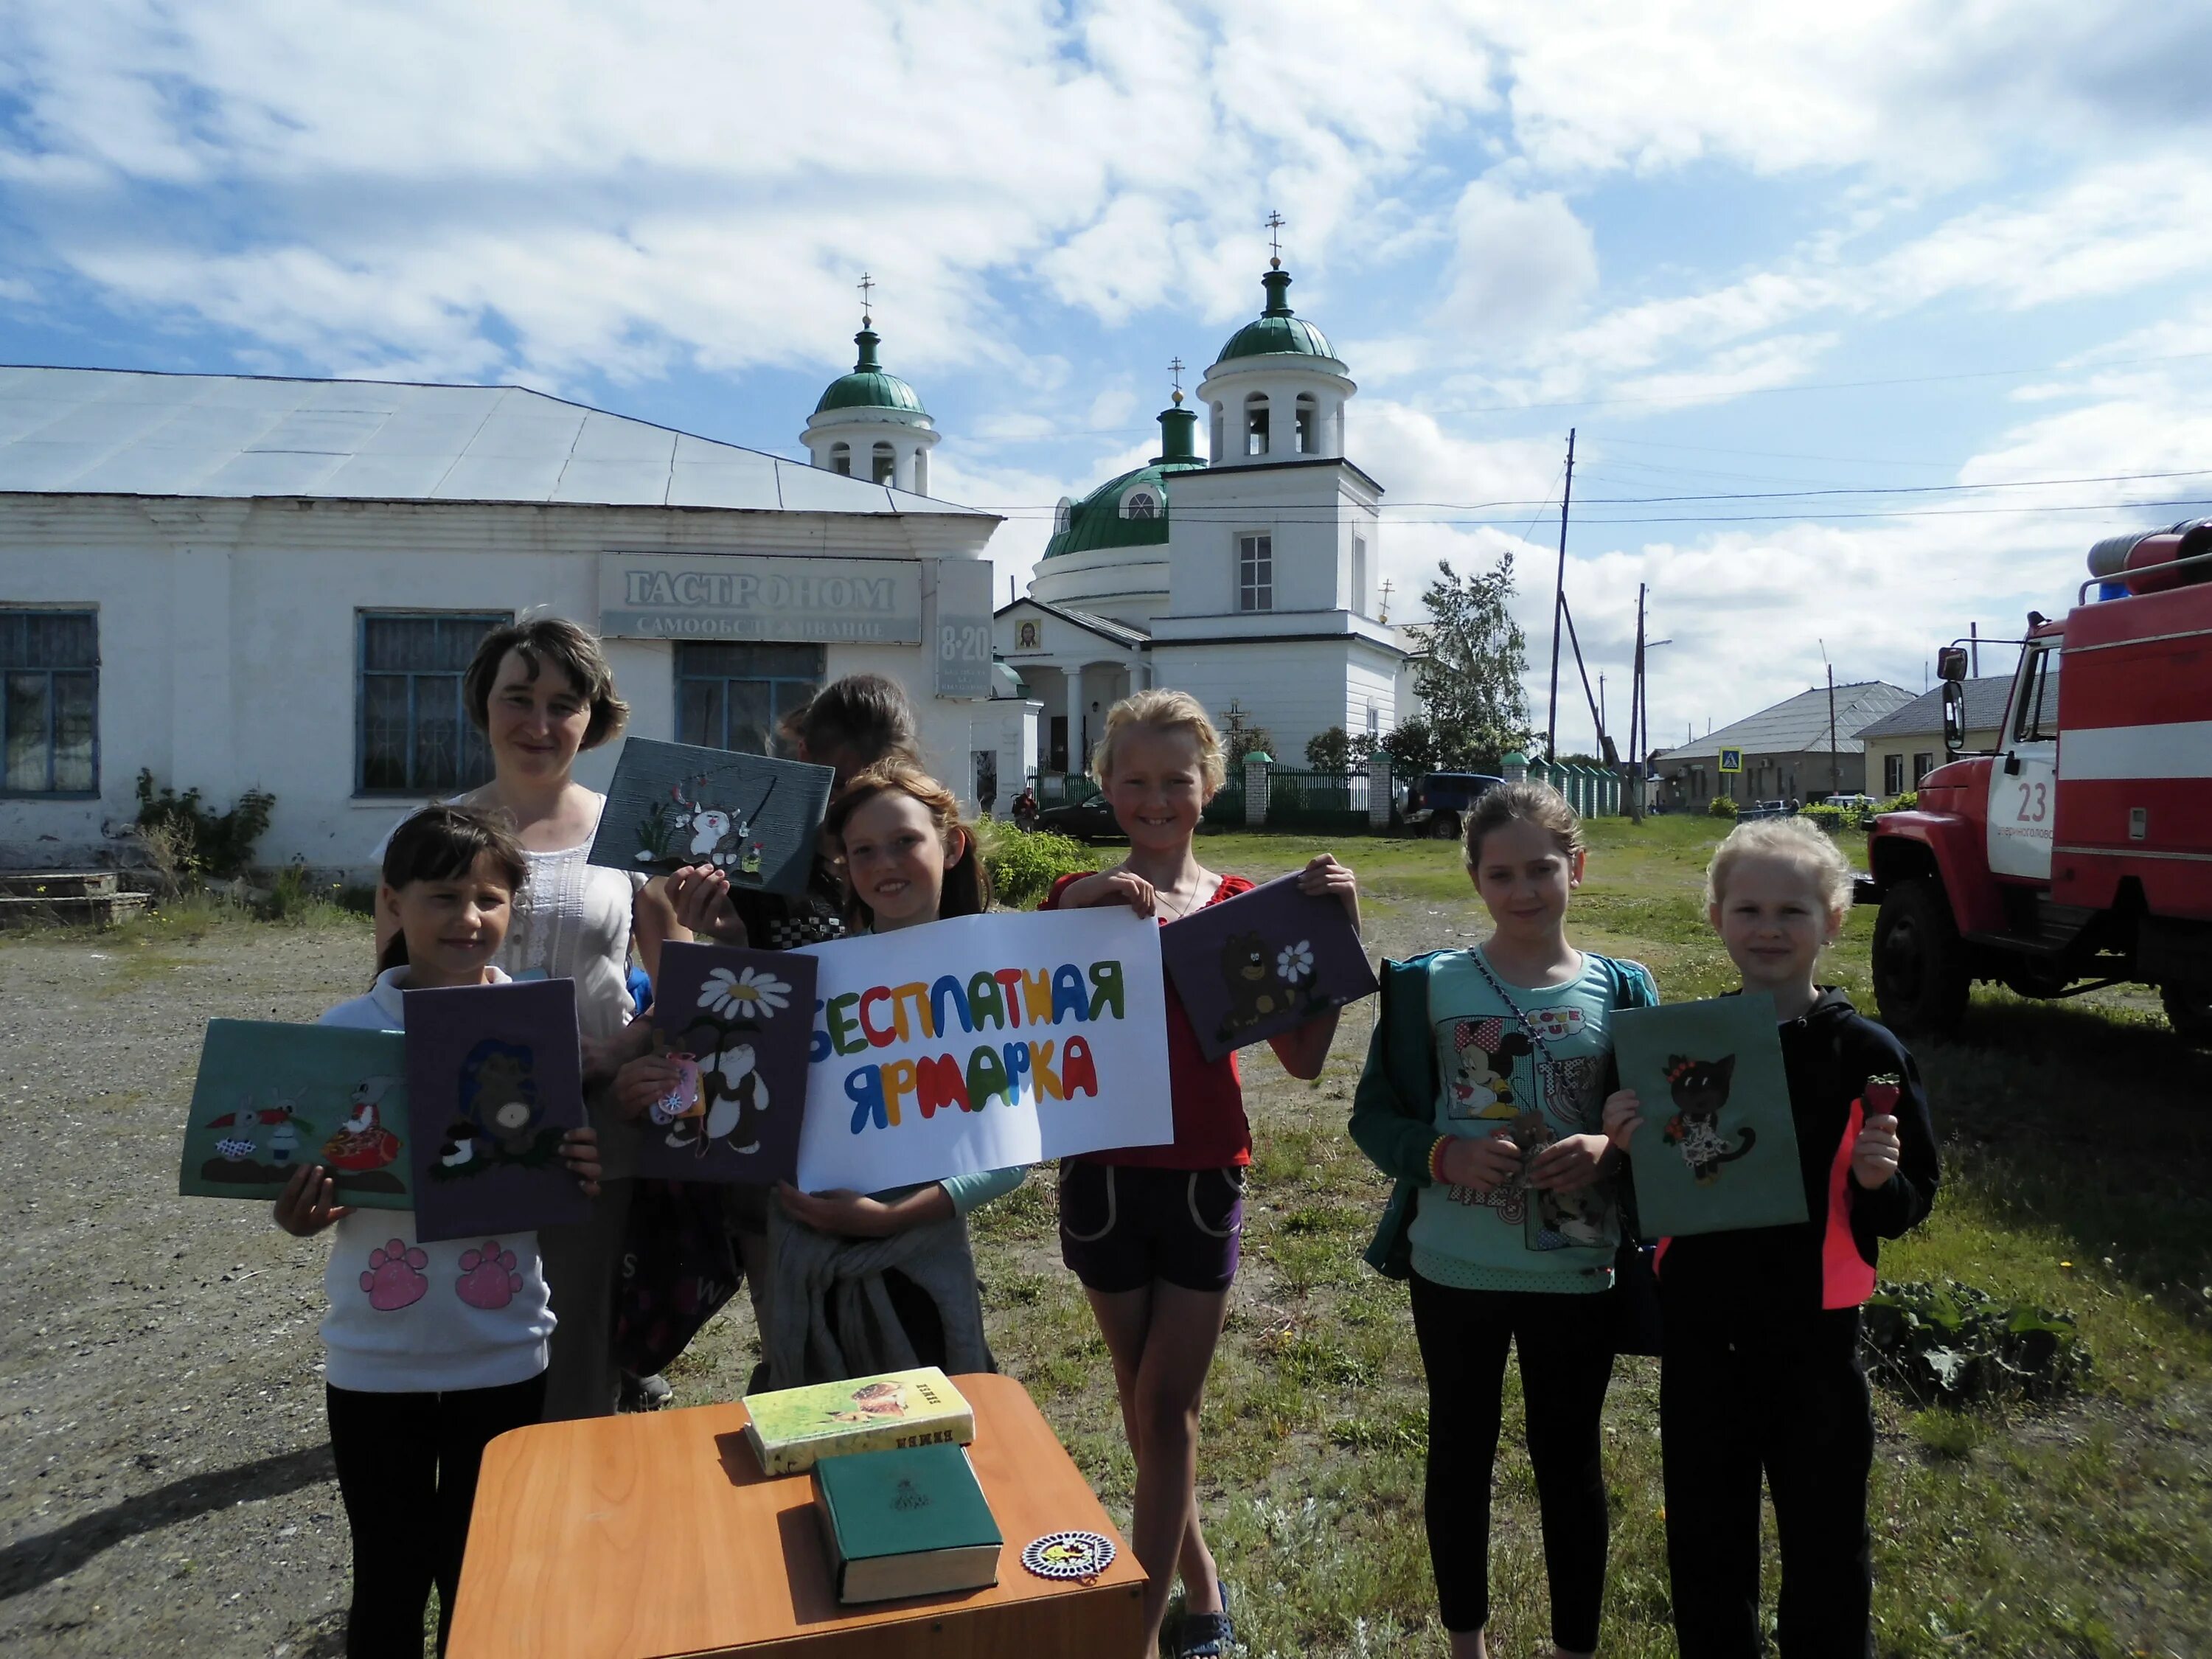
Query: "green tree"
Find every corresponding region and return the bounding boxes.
[1414,554,1534,771]
[1381,718,1440,775]
[1304,726,1352,772]
[1225,723,1276,767]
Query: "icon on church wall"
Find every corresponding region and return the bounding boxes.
[1119,484,1161,521]
[1017,621,1040,651]
[588,737,836,896]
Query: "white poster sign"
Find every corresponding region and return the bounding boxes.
[793,908,1173,1192]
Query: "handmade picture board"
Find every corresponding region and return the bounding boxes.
[586,736,835,897]
[791,905,1174,1193]
[636,941,818,1185]
[1613,992,1807,1237]
[1158,874,1379,1062]
[401,978,591,1243]
[179,1020,413,1209]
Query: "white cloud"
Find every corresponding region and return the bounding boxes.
[1440,178,1597,340]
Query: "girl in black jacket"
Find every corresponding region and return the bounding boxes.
[1602,818,1939,1659]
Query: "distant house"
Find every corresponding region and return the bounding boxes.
[1854,676,2014,796]
[1652,681,1913,809]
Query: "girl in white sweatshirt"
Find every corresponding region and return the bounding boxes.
[274,805,600,1658]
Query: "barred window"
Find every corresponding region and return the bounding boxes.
[1,609,98,796]
[357,613,507,795]
[676,643,824,755]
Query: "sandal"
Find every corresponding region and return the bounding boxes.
[1175,1583,1235,1658]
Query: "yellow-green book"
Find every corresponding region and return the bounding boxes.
[741,1367,975,1478]
[812,1441,1001,1604]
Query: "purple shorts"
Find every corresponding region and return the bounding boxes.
[1057,1161,1245,1295]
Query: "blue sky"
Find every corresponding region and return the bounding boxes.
[5,0,2211,755]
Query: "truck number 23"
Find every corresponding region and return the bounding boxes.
[2016,782,2049,823]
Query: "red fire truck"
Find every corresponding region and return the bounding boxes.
[1862,519,2212,1041]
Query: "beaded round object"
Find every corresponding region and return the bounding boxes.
[1020,1530,1116,1581]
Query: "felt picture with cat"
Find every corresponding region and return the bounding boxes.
[1612,992,1808,1237]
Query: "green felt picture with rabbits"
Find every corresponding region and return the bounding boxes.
[178,1019,414,1209]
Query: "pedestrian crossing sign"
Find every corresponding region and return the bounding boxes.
[1719,748,1743,773]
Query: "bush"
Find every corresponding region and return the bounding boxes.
[1861,1278,2088,1407]
[133,770,275,886]
[978,824,1095,910]
[1706,794,1739,818]
[1879,790,1918,814]
[1799,802,1851,832]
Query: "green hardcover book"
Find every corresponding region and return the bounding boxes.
[811,1441,1002,1604]
[742,1367,974,1477]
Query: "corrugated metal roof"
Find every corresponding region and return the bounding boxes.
[1654,681,1913,761]
[1854,676,2017,740]
[0,366,989,517]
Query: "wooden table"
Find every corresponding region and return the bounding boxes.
[448,1372,1145,1658]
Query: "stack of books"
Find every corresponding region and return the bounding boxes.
[742,1366,1004,1604]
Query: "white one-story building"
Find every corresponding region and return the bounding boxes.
[0,363,1030,875]
[995,258,1409,777]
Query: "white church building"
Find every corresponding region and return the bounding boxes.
[992,258,1407,777]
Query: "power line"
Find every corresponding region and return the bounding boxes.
[975,493,2212,527]
[971,466,2212,518]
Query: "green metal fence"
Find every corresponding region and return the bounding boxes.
[1265,769,1373,835]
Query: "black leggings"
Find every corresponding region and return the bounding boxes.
[326,1373,547,1658]
[1661,1300,1874,1659]
[1408,1273,1616,1648]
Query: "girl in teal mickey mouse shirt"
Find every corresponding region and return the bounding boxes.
[1351,782,1655,1659]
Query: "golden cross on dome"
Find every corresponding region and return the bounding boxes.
[857,271,876,324]
[1265,209,1286,268]
[1169,356,1185,400]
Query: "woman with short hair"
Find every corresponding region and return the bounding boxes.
[378,613,682,1420]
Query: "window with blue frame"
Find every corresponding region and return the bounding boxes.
[675,643,824,756]
[1,608,98,795]
[357,612,509,794]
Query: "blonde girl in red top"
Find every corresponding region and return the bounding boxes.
[1046,689,1357,1659]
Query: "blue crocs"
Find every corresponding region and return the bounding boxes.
[1175,1583,1235,1658]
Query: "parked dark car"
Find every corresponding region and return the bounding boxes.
[1404,771,1503,841]
[1034,794,1124,842]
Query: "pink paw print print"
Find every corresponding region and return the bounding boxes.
[360,1239,430,1310]
[456,1240,524,1310]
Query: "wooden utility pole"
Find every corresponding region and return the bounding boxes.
[1826,661,1841,796]
[1627,582,1646,822]
[1545,428,1576,765]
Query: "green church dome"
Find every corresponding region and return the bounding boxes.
[1212,268,1335,365]
[814,324,928,415]
[1043,402,1207,558]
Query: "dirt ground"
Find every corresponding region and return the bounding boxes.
[0,925,383,1656]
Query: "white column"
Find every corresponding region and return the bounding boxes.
[914,447,930,496]
[1064,664,1087,774]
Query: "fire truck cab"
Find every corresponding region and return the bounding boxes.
[1862,519,2212,1041]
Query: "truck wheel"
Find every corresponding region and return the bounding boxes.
[2162,984,2212,1046]
[1873,879,1971,1037]
[1430,812,1461,842]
